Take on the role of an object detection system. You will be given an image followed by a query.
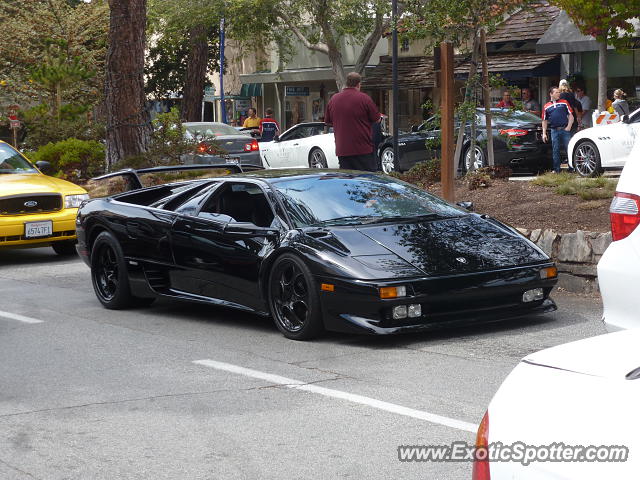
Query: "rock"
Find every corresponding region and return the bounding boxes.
[590,232,612,255]
[537,229,559,257]
[557,230,592,263]
[516,227,530,237]
[556,262,597,277]
[529,228,542,243]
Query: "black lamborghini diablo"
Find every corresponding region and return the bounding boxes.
[76,169,558,340]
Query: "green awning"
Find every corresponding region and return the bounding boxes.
[240,83,263,97]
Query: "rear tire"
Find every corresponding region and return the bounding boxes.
[573,140,603,177]
[90,231,136,309]
[267,253,324,340]
[380,147,397,174]
[52,240,77,256]
[309,148,328,168]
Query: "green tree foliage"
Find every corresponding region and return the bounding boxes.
[30,138,106,180]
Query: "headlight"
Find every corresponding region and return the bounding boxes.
[65,194,89,209]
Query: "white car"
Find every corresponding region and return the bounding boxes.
[259,122,339,169]
[597,144,640,331]
[474,329,640,480]
[568,108,640,177]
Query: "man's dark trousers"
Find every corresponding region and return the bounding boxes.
[338,153,376,171]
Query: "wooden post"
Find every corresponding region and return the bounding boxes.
[480,28,495,166]
[440,42,455,202]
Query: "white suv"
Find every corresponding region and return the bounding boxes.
[597,150,640,331]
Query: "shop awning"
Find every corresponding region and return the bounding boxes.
[240,83,263,97]
[455,52,560,80]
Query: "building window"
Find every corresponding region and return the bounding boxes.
[401,39,410,52]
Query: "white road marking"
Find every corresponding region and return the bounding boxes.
[194,359,477,433]
[0,310,44,324]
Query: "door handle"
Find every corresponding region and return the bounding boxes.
[293,143,299,146]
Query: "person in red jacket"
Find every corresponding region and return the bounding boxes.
[324,72,381,171]
[259,108,280,142]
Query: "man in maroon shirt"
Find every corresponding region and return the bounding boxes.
[324,72,381,171]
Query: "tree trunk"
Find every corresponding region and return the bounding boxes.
[105,0,152,169]
[597,38,607,112]
[328,45,347,90]
[480,28,494,167]
[182,25,209,122]
[454,33,480,175]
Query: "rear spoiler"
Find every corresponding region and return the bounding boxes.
[91,163,264,191]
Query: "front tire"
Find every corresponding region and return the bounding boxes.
[267,253,324,340]
[52,240,77,256]
[309,148,328,168]
[90,231,135,309]
[573,140,602,177]
[380,147,397,174]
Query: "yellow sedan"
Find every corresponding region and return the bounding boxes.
[0,140,89,255]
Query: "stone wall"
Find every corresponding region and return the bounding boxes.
[516,228,612,294]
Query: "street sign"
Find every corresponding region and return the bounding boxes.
[285,86,310,97]
[9,119,20,129]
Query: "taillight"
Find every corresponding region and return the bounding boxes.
[610,192,640,241]
[472,412,490,480]
[244,139,259,152]
[197,142,208,153]
[499,128,528,136]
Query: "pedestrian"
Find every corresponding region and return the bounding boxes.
[496,91,515,109]
[612,89,630,117]
[259,108,280,142]
[522,87,541,116]
[559,79,582,133]
[324,72,381,171]
[242,107,261,131]
[542,86,574,173]
[574,86,591,128]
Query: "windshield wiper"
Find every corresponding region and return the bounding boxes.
[314,215,380,226]
[362,213,445,224]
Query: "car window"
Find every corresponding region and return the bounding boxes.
[0,143,37,173]
[199,182,275,227]
[279,126,301,142]
[272,174,464,227]
[185,123,239,138]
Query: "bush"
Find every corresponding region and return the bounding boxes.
[399,158,441,188]
[22,103,105,148]
[466,171,492,190]
[30,138,105,180]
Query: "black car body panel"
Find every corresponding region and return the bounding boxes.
[77,170,557,335]
[379,109,552,173]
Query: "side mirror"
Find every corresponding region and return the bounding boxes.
[411,125,419,133]
[622,114,630,124]
[36,160,53,174]
[273,134,280,142]
[224,222,279,237]
[456,201,474,211]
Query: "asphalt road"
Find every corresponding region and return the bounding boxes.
[0,248,606,480]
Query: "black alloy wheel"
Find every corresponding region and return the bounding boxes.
[268,253,323,340]
[90,231,135,309]
[573,140,603,177]
[52,240,77,256]
[309,148,328,168]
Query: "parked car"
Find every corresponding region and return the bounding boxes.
[474,329,639,479]
[76,168,557,340]
[568,107,640,177]
[259,122,338,169]
[597,141,640,331]
[377,109,551,174]
[182,122,262,168]
[0,140,88,255]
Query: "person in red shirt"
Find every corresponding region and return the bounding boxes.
[259,108,280,142]
[495,91,515,109]
[324,72,381,171]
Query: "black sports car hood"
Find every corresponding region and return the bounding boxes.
[354,214,548,275]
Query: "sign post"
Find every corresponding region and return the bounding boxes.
[9,118,20,148]
[440,42,455,202]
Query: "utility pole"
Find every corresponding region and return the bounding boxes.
[440,42,455,202]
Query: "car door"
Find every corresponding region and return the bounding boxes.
[170,181,279,311]
[267,126,308,169]
[116,204,177,265]
[610,111,640,166]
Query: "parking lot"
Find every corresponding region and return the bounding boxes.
[0,248,605,480]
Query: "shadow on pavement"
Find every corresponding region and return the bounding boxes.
[0,247,80,267]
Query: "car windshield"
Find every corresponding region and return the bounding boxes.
[185,123,240,138]
[0,143,37,174]
[272,174,464,227]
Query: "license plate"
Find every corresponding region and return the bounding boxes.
[225,157,240,165]
[24,221,53,238]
